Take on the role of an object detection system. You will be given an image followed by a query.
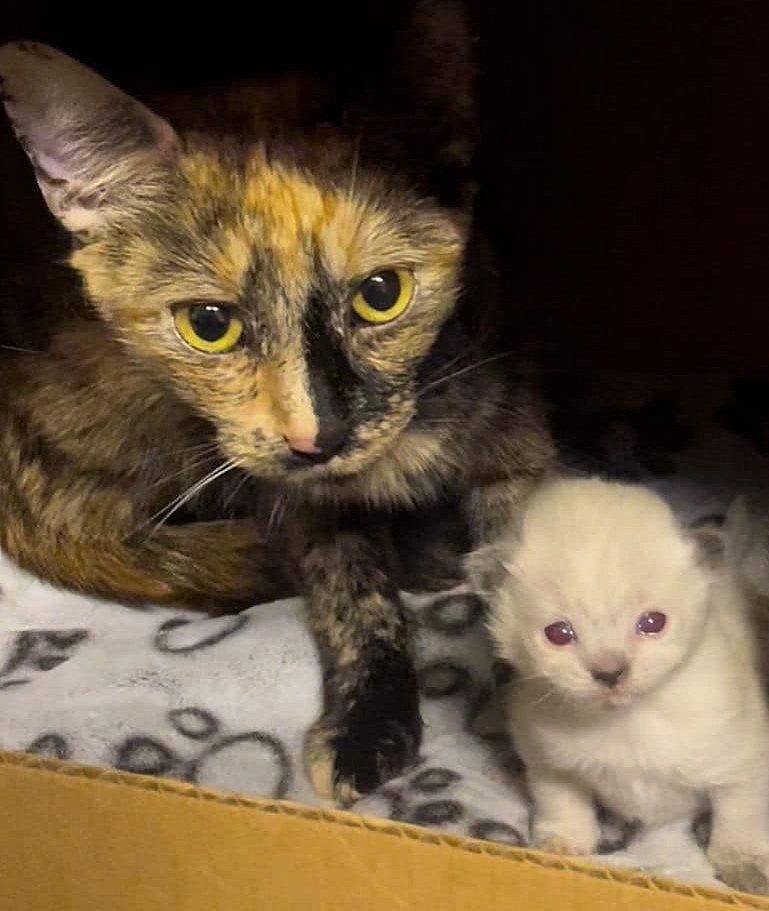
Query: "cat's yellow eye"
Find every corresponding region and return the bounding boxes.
[351,268,414,324]
[173,303,244,354]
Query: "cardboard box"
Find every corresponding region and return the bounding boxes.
[0,751,765,910]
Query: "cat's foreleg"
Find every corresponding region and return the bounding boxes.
[2,490,286,610]
[298,521,422,805]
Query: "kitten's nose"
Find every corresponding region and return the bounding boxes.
[590,657,628,689]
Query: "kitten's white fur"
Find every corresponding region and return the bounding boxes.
[483,477,769,893]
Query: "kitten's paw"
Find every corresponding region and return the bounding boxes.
[304,656,423,806]
[533,818,600,857]
[708,848,769,895]
[533,834,597,857]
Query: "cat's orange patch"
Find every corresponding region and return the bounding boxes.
[219,349,318,445]
[211,230,254,298]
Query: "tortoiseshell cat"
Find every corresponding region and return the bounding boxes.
[0,4,554,802]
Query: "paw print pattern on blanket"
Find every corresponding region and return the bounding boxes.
[0,453,755,893]
[0,630,89,689]
[154,615,248,653]
[27,732,71,761]
[366,761,527,846]
[113,706,292,798]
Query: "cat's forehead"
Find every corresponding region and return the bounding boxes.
[173,146,448,293]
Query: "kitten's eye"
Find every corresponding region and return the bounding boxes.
[636,611,667,635]
[173,303,244,354]
[544,621,576,646]
[351,268,414,324]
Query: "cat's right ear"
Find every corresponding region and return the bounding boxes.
[0,42,179,236]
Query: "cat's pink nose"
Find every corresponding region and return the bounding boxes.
[284,436,321,455]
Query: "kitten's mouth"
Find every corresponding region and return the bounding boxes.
[589,688,632,709]
[559,686,633,711]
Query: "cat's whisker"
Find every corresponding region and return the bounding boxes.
[419,351,515,396]
[141,459,241,540]
[422,349,475,385]
[416,419,465,430]
[0,344,44,354]
[147,453,222,491]
[221,469,250,513]
[267,491,290,536]
[110,442,221,478]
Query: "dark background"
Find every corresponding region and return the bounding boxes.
[1,2,766,374]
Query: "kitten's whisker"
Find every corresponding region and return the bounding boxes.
[514,673,550,685]
[530,687,557,709]
[419,351,515,396]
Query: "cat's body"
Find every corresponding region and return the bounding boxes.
[0,6,554,803]
[483,478,769,894]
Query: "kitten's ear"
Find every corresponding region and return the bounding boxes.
[0,42,179,235]
[465,540,515,597]
[724,495,769,596]
[686,515,727,571]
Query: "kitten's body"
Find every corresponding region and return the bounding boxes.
[483,478,769,894]
[0,6,553,803]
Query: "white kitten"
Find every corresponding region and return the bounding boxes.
[481,477,769,894]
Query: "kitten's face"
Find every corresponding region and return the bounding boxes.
[75,149,463,484]
[0,43,464,487]
[488,480,712,709]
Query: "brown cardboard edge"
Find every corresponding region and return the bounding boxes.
[1,748,767,909]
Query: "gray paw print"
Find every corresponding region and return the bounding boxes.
[370,763,526,847]
[113,706,292,798]
[1,630,89,689]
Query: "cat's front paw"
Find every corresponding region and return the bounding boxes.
[304,665,423,806]
[708,848,769,895]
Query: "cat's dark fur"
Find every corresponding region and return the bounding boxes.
[0,3,554,802]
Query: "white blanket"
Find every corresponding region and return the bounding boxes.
[1,372,767,890]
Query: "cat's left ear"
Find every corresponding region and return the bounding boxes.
[0,42,179,236]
